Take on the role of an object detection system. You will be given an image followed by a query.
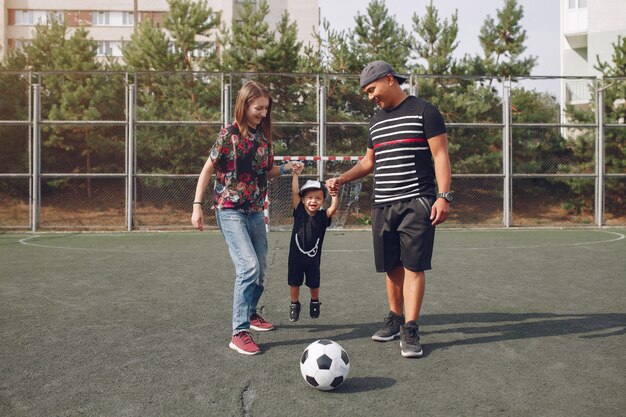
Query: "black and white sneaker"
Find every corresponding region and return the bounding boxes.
[400,321,423,358]
[310,299,321,319]
[290,301,301,322]
[372,311,405,341]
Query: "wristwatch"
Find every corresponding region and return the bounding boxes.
[437,192,453,203]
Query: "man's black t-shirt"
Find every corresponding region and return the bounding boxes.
[366,95,447,207]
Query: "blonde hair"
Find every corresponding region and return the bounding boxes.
[234,81,273,143]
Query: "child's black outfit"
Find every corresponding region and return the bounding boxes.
[287,202,331,290]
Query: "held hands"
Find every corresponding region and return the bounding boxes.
[290,161,304,175]
[326,177,341,194]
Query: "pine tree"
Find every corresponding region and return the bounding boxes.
[165,0,219,70]
[593,36,626,216]
[475,0,536,77]
[304,20,356,73]
[411,1,459,75]
[350,0,411,72]
[262,12,302,73]
[122,21,177,71]
[596,35,626,77]
[219,0,274,72]
[1,19,125,197]
[122,0,218,71]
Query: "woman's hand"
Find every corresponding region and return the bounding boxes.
[191,205,205,231]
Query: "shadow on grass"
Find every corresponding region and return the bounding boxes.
[265,312,626,357]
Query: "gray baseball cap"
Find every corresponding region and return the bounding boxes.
[359,60,407,89]
[299,180,327,198]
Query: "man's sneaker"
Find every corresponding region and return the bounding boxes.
[310,299,321,319]
[250,313,274,331]
[400,321,423,358]
[229,331,260,355]
[372,311,405,341]
[290,301,301,322]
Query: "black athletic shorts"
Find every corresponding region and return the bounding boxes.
[371,196,436,273]
[288,257,321,288]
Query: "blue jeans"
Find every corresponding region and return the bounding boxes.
[216,209,268,335]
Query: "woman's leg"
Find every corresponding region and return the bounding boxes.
[247,211,268,315]
[216,209,261,334]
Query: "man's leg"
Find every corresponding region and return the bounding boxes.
[372,265,405,341]
[400,268,425,358]
[402,269,425,322]
[385,265,404,316]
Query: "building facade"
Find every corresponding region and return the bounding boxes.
[0,0,320,61]
[560,0,626,107]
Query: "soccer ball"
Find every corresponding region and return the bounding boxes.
[300,339,350,391]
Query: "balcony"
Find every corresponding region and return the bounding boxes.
[564,8,588,49]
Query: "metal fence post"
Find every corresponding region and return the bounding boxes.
[31,83,41,232]
[318,75,326,181]
[223,83,231,127]
[503,79,512,228]
[596,79,605,227]
[127,83,136,231]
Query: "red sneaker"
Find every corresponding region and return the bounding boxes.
[250,313,274,331]
[229,331,260,355]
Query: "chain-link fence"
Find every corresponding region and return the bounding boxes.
[1,71,624,231]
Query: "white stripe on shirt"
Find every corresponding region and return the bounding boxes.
[375,191,422,203]
[376,162,414,170]
[370,114,423,131]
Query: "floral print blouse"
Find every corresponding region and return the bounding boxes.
[209,123,274,212]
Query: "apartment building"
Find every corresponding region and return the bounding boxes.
[0,0,320,61]
[560,0,626,108]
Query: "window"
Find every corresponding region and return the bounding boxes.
[97,41,111,56]
[96,41,123,57]
[168,42,181,54]
[15,10,34,25]
[193,42,216,57]
[122,12,134,26]
[13,39,30,49]
[44,11,64,24]
[93,11,110,26]
[568,0,587,9]
[93,11,134,26]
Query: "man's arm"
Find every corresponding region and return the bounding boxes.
[326,148,375,191]
[428,133,451,225]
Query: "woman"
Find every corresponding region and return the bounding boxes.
[191,81,300,355]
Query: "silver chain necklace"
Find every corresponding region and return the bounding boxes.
[295,235,319,257]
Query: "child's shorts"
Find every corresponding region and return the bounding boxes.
[371,196,436,273]
[288,257,321,288]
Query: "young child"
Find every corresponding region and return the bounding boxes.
[288,166,339,321]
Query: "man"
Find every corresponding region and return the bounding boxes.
[326,60,452,358]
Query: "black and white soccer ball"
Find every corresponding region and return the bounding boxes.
[300,339,350,391]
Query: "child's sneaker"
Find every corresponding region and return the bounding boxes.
[250,313,274,331]
[229,331,260,355]
[310,299,321,319]
[400,321,423,358]
[290,301,301,322]
[372,311,405,341]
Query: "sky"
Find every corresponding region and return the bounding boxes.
[318,0,560,77]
